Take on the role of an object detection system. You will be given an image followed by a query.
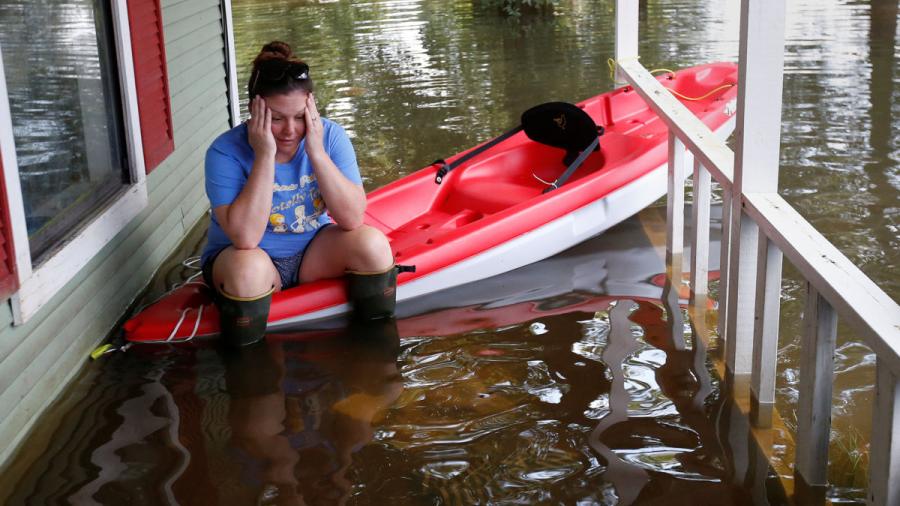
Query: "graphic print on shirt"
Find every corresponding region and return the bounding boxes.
[274,183,299,192]
[311,186,325,214]
[270,213,287,232]
[291,182,323,233]
[270,173,324,234]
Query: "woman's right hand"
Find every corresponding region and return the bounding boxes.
[247,96,276,159]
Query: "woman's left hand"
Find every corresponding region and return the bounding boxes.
[304,93,326,158]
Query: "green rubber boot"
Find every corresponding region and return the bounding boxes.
[216,287,274,347]
[346,266,398,321]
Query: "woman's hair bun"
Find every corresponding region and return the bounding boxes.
[259,41,293,60]
[248,40,313,97]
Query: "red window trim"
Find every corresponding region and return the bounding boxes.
[0,151,19,300]
[127,0,174,173]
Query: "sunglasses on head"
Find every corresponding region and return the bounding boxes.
[249,61,310,96]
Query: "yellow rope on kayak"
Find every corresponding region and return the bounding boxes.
[607,58,736,101]
[650,67,676,77]
[668,83,735,101]
[607,57,638,85]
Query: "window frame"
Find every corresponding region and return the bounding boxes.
[222,0,241,127]
[0,0,149,324]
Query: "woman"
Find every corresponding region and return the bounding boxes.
[202,41,395,347]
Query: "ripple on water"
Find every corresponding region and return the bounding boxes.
[3,0,888,503]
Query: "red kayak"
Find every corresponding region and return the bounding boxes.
[124,62,738,343]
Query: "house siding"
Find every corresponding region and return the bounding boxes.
[0,0,225,468]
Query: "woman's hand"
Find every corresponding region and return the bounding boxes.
[304,93,326,158]
[248,96,276,159]
[217,95,277,249]
[303,92,366,229]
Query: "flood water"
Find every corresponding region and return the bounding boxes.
[4,211,792,505]
[2,0,897,504]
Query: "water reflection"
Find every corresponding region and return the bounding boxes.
[2,209,790,504]
[1,0,894,503]
[223,320,402,505]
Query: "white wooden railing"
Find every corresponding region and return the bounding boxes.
[615,1,900,504]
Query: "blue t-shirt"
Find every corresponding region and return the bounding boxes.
[202,119,362,263]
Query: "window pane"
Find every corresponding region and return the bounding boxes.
[0,0,127,262]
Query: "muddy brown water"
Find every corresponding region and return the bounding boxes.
[1,0,897,504]
[3,211,791,505]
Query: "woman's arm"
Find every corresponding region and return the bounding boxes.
[216,96,278,249]
[304,94,367,230]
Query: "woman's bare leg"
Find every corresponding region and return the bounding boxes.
[212,246,282,296]
[298,225,393,283]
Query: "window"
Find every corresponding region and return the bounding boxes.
[0,0,129,262]
[0,0,174,322]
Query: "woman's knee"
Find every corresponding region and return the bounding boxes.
[349,226,393,271]
[213,247,278,296]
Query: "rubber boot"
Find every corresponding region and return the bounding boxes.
[346,266,397,321]
[216,287,274,347]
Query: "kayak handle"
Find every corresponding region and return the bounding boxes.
[433,159,451,184]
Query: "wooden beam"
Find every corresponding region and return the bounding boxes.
[724,210,759,376]
[666,133,689,351]
[617,59,735,190]
[869,358,900,506]
[795,284,837,489]
[614,0,639,83]
[743,192,900,374]
[690,158,711,304]
[733,0,786,195]
[667,131,686,281]
[717,189,733,345]
[750,236,782,428]
[723,0,788,379]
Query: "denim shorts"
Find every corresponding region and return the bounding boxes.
[202,224,331,291]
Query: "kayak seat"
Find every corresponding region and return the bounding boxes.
[430,102,603,190]
[444,178,542,215]
[522,102,600,167]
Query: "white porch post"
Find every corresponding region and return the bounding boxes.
[724,0,786,376]
[667,132,686,284]
[869,358,900,506]
[615,0,639,83]
[689,158,711,306]
[795,285,837,490]
[750,236,783,427]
